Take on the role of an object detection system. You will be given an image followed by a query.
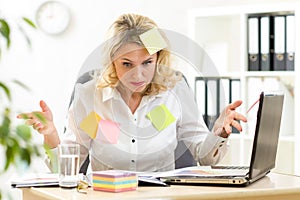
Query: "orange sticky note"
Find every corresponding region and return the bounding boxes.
[146,104,176,131]
[80,111,101,139]
[96,120,120,144]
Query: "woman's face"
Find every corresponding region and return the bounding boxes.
[113,43,157,93]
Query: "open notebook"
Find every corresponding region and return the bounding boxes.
[159,91,284,186]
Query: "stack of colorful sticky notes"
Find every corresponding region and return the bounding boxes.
[92,170,138,192]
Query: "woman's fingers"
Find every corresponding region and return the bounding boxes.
[215,100,248,136]
[40,100,50,113]
[25,118,37,126]
[235,112,247,123]
[32,121,43,130]
[228,100,243,110]
[231,120,243,132]
[16,101,56,136]
[17,110,46,133]
[17,112,34,120]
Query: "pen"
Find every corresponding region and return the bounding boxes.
[246,97,260,114]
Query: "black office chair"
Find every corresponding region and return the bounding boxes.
[66,70,197,174]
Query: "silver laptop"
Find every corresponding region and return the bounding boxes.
[160,91,284,186]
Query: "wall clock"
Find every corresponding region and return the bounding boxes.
[35,1,71,35]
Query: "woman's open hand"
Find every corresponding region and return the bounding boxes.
[17,100,55,135]
[213,100,247,138]
[17,100,60,148]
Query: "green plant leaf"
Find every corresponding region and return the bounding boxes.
[22,17,36,29]
[0,119,10,139]
[44,144,58,173]
[0,81,12,101]
[33,145,41,157]
[33,112,46,124]
[17,25,31,47]
[4,146,14,170]
[12,79,31,92]
[0,108,11,138]
[0,19,11,48]
[16,124,32,141]
[20,148,31,166]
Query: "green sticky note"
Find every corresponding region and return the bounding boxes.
[139,28,168,55]
[146,105,176,131]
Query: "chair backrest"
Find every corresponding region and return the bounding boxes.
[67,70,196,174]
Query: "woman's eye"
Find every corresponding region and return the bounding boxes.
[123,62,132,67]
[143,60,152,66]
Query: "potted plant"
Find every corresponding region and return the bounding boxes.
[0,15,46,199]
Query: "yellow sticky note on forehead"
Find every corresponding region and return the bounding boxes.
[139,28,168,55]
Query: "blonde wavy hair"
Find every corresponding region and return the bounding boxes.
[97,13,182,96]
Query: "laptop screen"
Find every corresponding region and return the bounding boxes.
[249,91,284,180]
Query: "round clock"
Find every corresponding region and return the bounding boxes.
[35,1,71,35]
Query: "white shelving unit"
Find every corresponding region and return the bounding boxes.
[188,3,300,175]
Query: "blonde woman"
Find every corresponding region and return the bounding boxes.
[18,13,247,172]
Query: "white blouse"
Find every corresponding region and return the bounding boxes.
[60,78,228,172]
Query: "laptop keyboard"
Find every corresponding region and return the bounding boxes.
[211,166,249,170]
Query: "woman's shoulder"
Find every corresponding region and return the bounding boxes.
[74,78,97,96]
[172,76,190,91]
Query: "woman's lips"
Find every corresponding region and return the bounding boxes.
[131,81,145,87]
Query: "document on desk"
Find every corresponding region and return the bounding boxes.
[10,173,59,188]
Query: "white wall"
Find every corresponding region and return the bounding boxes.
[1,0,298,137]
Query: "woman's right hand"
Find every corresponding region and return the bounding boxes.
[17,100,60,148]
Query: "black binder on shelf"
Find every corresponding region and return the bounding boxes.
[269,15,275,71]
[194,77,241,133]
[260,16,271,71]
[286,14,295,71]
[273,15,286,71]
[248,17,260,71]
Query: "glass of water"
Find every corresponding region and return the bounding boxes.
[58,143,80,188]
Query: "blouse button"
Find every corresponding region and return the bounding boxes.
[131,160,135,163]
[132,139,135,143]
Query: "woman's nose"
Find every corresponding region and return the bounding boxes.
[131,65,144,78]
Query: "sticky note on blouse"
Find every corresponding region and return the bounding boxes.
[139,28,167,55]
[79,111,101,139]
[96,120,120,144]
[146,104,175,131]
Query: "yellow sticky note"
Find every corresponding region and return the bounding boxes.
[139,28,168,55]
[146,105,176,131]
[80,111,101,139]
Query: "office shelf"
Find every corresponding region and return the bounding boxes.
[244,71,295,77]
[188,2,300,175]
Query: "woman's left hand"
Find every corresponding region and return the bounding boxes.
[213,100,247,138]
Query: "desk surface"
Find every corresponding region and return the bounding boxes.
[20,172,300,200]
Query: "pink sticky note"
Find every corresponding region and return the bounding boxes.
[96,120,120,144]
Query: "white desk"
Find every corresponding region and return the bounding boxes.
[20,172,300,200]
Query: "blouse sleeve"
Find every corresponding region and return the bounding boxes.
[174,79,229,166]
[66,81,95,168]
[45,81,95,172]
[44,105,92,172]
